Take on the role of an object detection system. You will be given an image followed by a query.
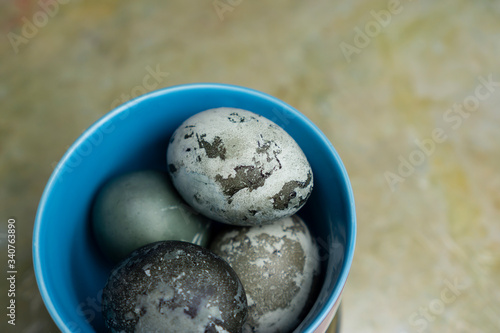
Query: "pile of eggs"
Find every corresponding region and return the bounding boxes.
[92,108,321,333]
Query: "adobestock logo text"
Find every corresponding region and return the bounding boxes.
[385,74,499,191]
[7,0,73,54]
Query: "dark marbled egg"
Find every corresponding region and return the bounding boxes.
[166,108,313,226]
[102,241,248,333]
[210,215,320,333]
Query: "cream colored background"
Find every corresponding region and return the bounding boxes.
[1,0,499,332]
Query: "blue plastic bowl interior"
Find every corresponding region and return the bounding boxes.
[33,83,356,332]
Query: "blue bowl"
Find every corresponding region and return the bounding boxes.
[33,83,356,332]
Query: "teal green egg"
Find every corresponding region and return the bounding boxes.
[92,170,212,263]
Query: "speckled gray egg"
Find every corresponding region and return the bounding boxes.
[92,170,212,263]
[166,108,313,226]
[209,215,320,333]
[102,240,248,333]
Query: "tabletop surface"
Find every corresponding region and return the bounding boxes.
[1,1,499,332]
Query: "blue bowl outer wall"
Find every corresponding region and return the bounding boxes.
[33,83,356,333]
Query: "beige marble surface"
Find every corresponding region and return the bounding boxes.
[1,0,500,332]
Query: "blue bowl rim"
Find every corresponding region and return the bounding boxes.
[32,82,356,332]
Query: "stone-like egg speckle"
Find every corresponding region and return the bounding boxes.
[209,215,320,333]
[102,241,247,333]
[166,108,313,226]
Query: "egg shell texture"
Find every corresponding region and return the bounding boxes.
[167,108,313,226]
[210,215,321,333]
[102,241,247,333]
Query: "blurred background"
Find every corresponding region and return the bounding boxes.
[1,0,499,332]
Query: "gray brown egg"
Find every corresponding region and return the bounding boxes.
[210,215,320,333]
[166,108,313,226]
[102,240,248,333]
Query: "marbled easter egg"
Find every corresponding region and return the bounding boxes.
[102,241,248,333]
[167,108,313,226]
[210,215,320,333]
